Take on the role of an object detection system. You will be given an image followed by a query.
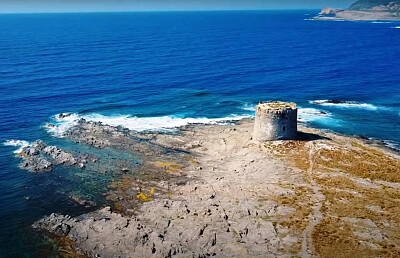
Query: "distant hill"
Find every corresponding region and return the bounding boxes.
[349,0,400,11]
[315,0,400,20]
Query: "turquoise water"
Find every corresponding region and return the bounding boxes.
[0,11,399,256]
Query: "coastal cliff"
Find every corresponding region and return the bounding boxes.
[315,0,400,20]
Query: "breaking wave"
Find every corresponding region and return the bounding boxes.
[309,100,379,111]
[240,103,339,125]
[3,140,30,154]
[371,21,392,24]
[241,103,256,112]
[44,113,252,137]
[298,108,332,122]
[383,140,400,152]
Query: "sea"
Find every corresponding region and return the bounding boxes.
[0,10,399,257]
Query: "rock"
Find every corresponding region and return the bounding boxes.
[70,195,96,207]
[57,113,72,119]
[17,140,84,172]
[43,146,77,165]
[319,7,341,15]
[27,147,39,156]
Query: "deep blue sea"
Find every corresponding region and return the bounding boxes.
[0,10,399,257]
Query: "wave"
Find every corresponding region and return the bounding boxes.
[383,140,400,152]
[309,100,379,111]
[240,103,339,125]
[392,26,400,29]
[371,21,392,24]
[298,108,331,122]
[298,108,344,127]
[45,113,252,137]
[3,140,30,154]
[44,113,81,137]
[241,103,256,112]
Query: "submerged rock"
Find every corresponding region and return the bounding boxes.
[70,195,96,207]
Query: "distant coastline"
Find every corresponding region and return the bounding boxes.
[314,9,400,21]
[314,0,400,21]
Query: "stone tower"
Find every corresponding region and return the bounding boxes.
[253,101,297,142]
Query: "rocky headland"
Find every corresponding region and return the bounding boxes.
[22,117,400,257]
[314,0,400,21]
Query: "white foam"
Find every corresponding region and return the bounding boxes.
[45,113,252,137]
[241,103,256,112]
[392,26,400,29]
[240,104,336,124]
[299,108,343,127]
[298,108,332,122]
[384,140,400,151]
[3,140,30,154]
[309,100,378,111]
[44,113,81,138]
[371,21,392,24]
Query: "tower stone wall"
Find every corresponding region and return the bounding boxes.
[253,101,298,141]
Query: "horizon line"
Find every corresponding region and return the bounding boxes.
[0,8,323,15]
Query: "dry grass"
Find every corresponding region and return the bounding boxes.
[263,131,400,258]
[274,185,313,231]
[263,141,310,170]
[316,144,400,182]
[312,217,379,258]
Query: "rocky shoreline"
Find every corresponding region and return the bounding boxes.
[314,0,400,21]
[24,118,400,257]
[314,9,400,21]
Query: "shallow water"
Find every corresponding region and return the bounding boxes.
[0,10,399,256]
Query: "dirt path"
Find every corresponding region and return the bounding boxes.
[301,142,325,257]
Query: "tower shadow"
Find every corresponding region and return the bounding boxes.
[295,131,331,141]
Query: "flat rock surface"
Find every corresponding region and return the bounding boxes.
[33,119,400,257]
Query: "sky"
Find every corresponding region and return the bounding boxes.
[0,0,356,13]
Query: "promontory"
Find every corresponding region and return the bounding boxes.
[315,0,400,21]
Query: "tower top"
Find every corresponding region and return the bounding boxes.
[257,101,297,111]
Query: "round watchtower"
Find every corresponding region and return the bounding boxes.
[253,101,297,142]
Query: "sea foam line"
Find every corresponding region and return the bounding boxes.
[371,21,392,24]
[309,100,379,111]
[3,140,30,154]
[297,108,333,122]
[241,103,336,124]
[45,113,252,137]
[384,140,400,152]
